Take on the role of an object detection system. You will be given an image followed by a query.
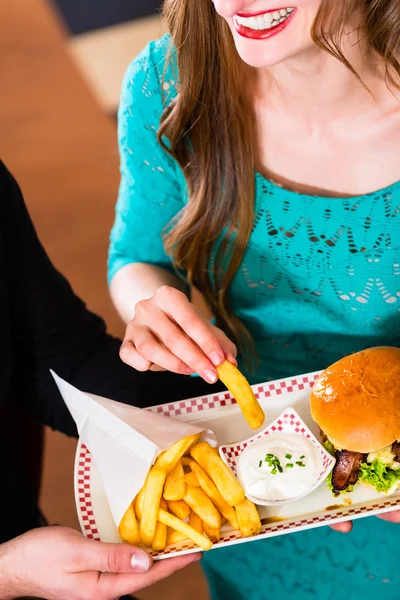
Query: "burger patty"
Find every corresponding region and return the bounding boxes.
[392,442,400,463]
[331,450,366,493]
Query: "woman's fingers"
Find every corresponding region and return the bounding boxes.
[120,329,191,375]
[155,288,227,367]
[123,286,238,381]
[329,521,353,533]
[211,326,238,365]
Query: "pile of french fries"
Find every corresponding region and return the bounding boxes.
[119,433,262,552]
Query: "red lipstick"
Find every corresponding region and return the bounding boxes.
[234,9,295,40]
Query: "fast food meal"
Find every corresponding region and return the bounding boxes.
[310,346,400,495]
[118,434,262,552]
[217,360,265,429]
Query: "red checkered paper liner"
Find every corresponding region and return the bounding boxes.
[219,408,334,481]
[76,371,400,557]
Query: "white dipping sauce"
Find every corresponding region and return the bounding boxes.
[237,433,321,503]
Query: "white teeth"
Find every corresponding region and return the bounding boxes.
[234,8,294,31]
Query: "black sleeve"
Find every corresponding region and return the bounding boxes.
[1,162,222,437]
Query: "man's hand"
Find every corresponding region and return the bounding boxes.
[0,526,201,600]
[330,511,400,533]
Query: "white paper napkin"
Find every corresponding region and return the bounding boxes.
[51,371,217,526]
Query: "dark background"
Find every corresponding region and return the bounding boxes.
[53,0,162,35]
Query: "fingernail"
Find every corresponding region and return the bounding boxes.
[130,552,151,572]
[209,351,224,366]
[228,355,238,367]
[204,369,218,384]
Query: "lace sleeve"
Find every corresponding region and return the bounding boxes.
[108,37,184,284]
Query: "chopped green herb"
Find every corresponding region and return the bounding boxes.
[259,460,262,468]
[271,468,278,475]
[300,455,305,459]
[285,454,292,460]
[277,465,283,473]
[296,461,306,467]
[286,463,294,468]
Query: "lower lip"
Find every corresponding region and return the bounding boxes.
[233,11,295,40]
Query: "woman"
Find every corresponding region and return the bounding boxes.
[0,160,225,598]
[109,1,400,598]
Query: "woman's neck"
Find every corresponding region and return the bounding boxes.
[256,38,388,124]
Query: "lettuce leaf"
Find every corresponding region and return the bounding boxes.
[323,440,335,456]
[359,459,400,494]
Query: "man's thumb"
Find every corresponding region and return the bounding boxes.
[87,540,152,574]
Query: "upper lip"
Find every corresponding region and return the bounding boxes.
[235,8,292,17]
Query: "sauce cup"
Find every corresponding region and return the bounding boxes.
[219,408,336,507]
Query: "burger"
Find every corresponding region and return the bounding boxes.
[310,346,400,495]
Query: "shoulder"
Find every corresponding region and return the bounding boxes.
[120,34,178,115]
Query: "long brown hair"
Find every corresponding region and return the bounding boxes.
[159,0,400,354]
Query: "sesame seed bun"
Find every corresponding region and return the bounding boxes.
[310,347,400,453]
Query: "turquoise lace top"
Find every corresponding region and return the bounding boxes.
[108,35,400,384]
[109,36,400,600]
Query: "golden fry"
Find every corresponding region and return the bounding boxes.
[135,479,147,521]
[152,498,168,551]
[217,360,265,430]
[190,442,245,507]
[184,485,221,530]
[167,499,191,520]
[190,461,239,530]
[158,508,212,551]
[118,502,141,545]
[164,460,186,501]
[235,499,262,538]
[140,467,166,547]
[181,457,192,467]
[189,510,203,534]
[167,529,188,544]
[156,434,200,474]
[184,472,200,487]
[203,522,221,543]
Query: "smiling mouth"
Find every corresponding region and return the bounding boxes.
[233,8,295,35]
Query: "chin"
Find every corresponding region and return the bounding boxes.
[310,346,400,496]
[231,35,306,68]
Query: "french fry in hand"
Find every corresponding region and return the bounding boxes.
[167,499,191,520]
[155,434,200,474]
[140,467,166,547]
[184,471,199,487]
[217,360,265,430]
[163,460,185,501]
[158,508,212,551]
[167,529,188,544]
[184,485,221,529]
[118,502,141,545]
[235,499,262,538]
[203,521,221,543]
[152,498,168,551]
[189,510,203,534]
[190,442,245,507]
[190,461,239,530]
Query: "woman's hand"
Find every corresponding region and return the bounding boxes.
[120,286,237,383]
[0,526,201,600]
[330,511,400,533]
